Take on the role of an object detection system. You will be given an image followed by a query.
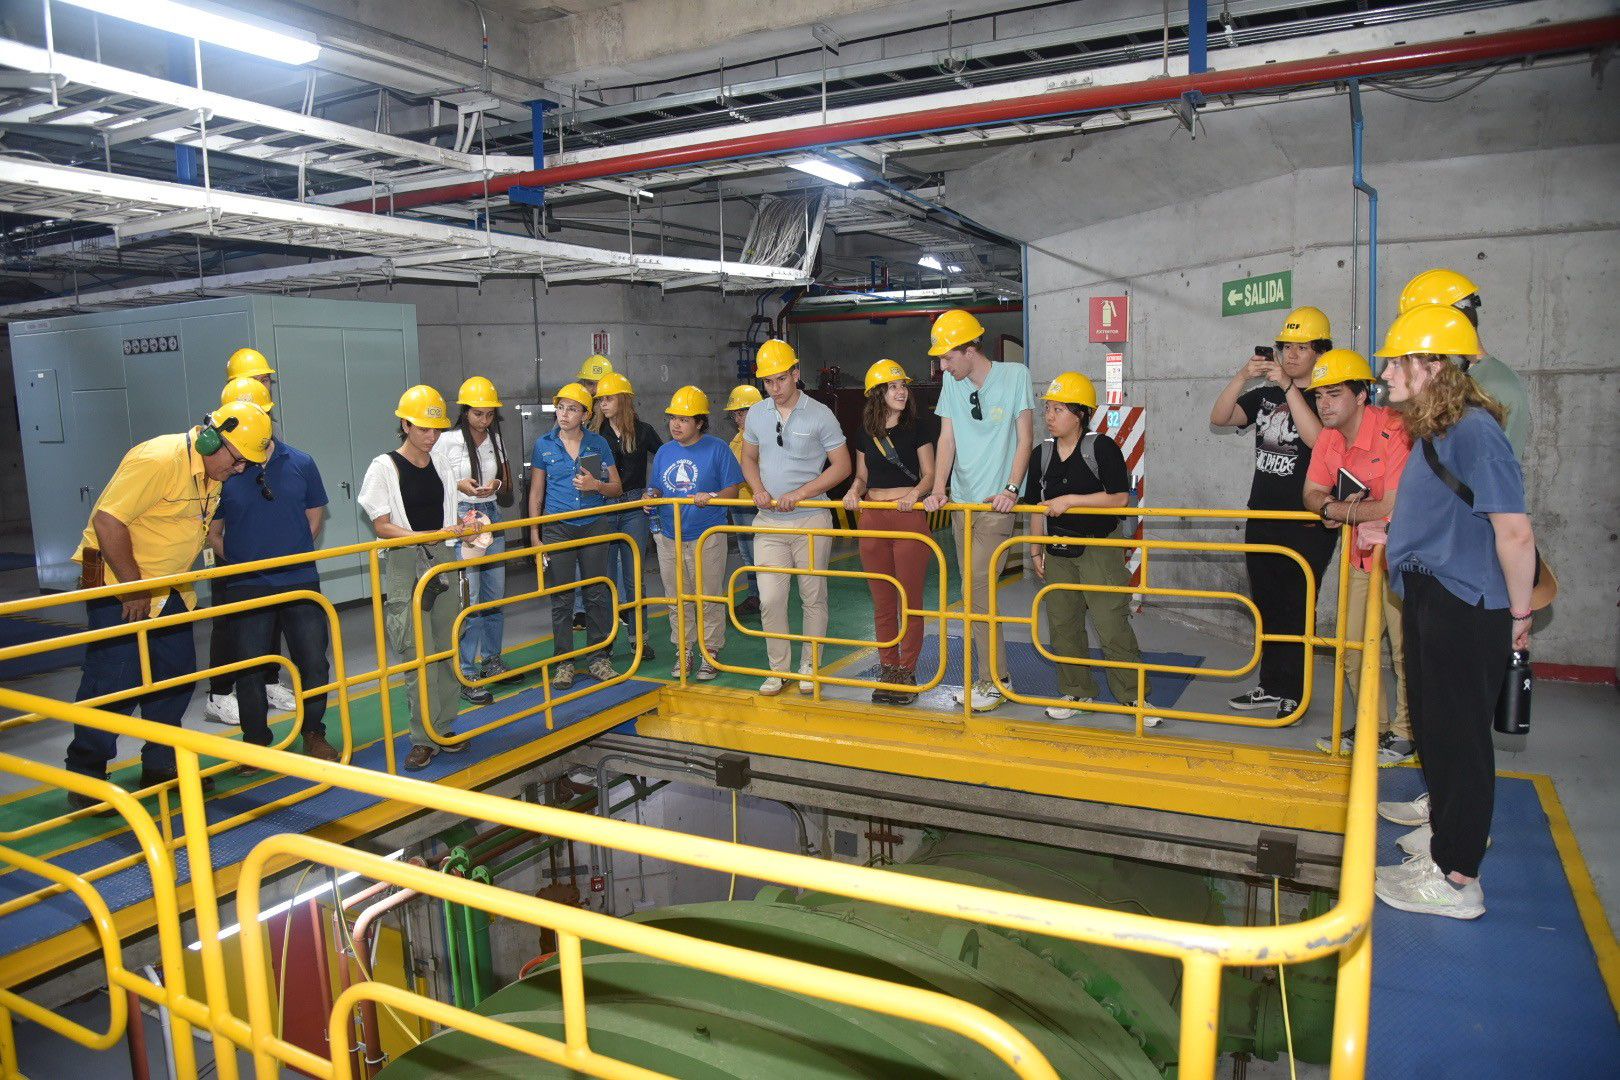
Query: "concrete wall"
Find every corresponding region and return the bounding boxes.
[790,308,1024,384]
[1007,143,1619,667]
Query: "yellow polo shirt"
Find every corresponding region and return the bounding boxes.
[729,430,753,501]
[75,431,218,615]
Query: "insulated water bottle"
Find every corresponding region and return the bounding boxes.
[1494,649,1532,736]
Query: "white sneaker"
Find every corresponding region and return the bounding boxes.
[1396,823,1491,858]
[759,676,786,696]
[1045,695,1088,720]
[1374,860,1485,920]
[951,681,1003,712]
[796,660,815,694]
[264,682,297,713]
[695,659,719,681]
[1375,850,1436,885]
[1377,791,1430,827]
[205,693,240,726]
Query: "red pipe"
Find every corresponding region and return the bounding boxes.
[789,303,1021,323]
[339,19,1620,214]
[125,988,151,1080]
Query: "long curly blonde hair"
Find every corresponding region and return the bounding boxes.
[1399,355,1506,441]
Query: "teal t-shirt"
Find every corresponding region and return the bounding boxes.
[1468,355,1530,461]
[935,361,1036,503]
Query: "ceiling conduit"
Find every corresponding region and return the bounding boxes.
[337,17,1620,214]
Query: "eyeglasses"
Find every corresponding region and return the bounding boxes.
[969,390,983,421]
[775,419,784,447]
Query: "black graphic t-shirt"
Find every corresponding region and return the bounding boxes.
[1235,385,1319,511]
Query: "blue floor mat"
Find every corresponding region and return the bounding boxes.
[1371,768,1619,1077]
[850,638,1204,710]
[0,678,659,959]
[0,615,85,679]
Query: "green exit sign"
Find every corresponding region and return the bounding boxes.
[1222,271,1292,317]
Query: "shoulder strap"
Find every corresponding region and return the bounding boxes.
[1037,438,1052,483]
[1421,438,1474,507]
[1079,432,1100,481]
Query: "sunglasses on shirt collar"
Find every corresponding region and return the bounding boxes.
[775,419,784,447]
[969,390,983,421]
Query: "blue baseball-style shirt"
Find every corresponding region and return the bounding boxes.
[650,435,745,539]
[531,427,618,515]
[217,439,327,590]
[1387,407,1525,608]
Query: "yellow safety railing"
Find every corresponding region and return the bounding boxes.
[0,495,1382,1079]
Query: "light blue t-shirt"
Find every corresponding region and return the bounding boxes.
[741,393,846,521]
[531,427,617,515]
[1387,407,1525,608]
[650,434,745,539]
[934,361,1036,503]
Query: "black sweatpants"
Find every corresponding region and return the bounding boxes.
[1402,572,1509,879]
[1245,519,1338,703]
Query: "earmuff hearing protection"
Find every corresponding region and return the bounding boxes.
[193,414,239,456]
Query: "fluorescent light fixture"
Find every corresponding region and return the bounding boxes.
[918,256,962,273]
[189,848,404,949]
[57,0,322,66]
[788,158,863,187]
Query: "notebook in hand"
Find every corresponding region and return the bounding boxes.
[1334,467,1370,502]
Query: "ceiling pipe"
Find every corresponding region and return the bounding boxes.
[789,303,1022,323]
[337,17,1620,215]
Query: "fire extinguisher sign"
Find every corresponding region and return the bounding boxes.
[1089,296,1129,343]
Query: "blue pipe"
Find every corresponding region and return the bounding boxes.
[1348,79,1378,364]
[1189,0,1209,74]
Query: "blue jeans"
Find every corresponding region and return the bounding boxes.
[66,592,196,778]
[730,507,759,599]
[602,492,651,620]
[457,500,507,676]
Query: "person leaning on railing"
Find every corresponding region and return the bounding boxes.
[63,400,270,811]
[590,372,663,661]
[1025,372,1160,728]
[921,309,1035,713]
[843,359,935,706]
[359,386,477,773]
[1364,305,1537,922]
[528,382,624,692]
[725,383,765,617]
[646,386,745,681]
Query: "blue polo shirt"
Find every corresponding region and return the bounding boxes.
[531,427,618,514]
[650,434,745,539]
[218,439,327,590]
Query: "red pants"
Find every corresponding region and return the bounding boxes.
[857,507,931,671]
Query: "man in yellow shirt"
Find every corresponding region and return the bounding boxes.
[65,401,271,801]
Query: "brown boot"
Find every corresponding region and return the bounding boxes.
[403,745,436,771]
[302,732,340,762]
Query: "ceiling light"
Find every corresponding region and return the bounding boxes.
[57,0,322,66]
[788,158,863,187]
[919,256,962,273]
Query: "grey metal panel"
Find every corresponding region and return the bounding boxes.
[123,321,189,444]
[18,368,63,442]
[177,308,258,419]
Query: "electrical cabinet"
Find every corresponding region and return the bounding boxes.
[9,296,420,605]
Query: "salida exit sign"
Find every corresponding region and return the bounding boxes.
[1221,270,1292,317]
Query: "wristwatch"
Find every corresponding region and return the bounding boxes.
[1319,501,1336,523]
[1003,484,1019,495]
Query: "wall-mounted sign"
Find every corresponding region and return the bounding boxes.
[1105,352,1124,405]
[1089,296,1129,342]
[592,330,611,356]
[1221,271,1292,317]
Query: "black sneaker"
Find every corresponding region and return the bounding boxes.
[1275,698,1302,724]
[1228,687,1282,711]
[460,684,494,706]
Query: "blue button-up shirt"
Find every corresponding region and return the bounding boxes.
[531,427,617,514]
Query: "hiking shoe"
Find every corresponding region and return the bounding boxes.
[1228,687,1280,711]
[265,682,298,713]
[205,693,240,726]
[301,732,340,762]
[1316,732,1355,755]
[1396,823,1491,858]
[403,745,436,771]
[480,655,514,681]
[889,668,918,706]
[953,681,1003,712]
[1377,735,1416,767]
[1045,695,1090,720]
[1275,698,1302,723]
[759,676,786,696]
[1377,791,1430,827]
[588,656,618,682]
[550,662,576,691]
[1374,860,1484,920]
[460,684,494,706]
[870,664,901,704]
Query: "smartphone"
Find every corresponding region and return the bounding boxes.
[576,452,604,480]
[1254,345,1275,360]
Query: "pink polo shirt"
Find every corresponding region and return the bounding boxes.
[1306,404,1411,570]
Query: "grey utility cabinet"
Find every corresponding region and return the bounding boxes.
[9,296,420,605]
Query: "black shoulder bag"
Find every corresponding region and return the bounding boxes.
[1420,437,1552,608]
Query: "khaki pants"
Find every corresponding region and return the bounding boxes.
[754,509,833,673]
[1344,562,1410,740]
[382,543,461,749]
[951,510,1016,687]
[656,533,728,656]
[1045,545,1148,705]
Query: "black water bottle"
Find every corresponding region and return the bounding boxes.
[1495,650,1532,735]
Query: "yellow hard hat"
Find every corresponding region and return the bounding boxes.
[754,339,799,379]
[209,400,272,463]
[928,309,986,356]
[666,385,710,416]
[1307,349,1375,390]
[553,383,594,411]
[1398,268,1479,314]
[1375,304,1482,358]
[395,385,451,429]
[724,384,763,412]
[577,355,614,382]
[595,372,634,398]
[225,347,274,380]
[456,376,502,408]
[863,358,911,395]
[1276,306,1331,344]
[1042,371,1098,409]
[220,376,273,413]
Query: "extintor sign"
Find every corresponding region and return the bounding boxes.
[592,330,611,355]
[1105,352,1124,405]
[1089,296,1129,342]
